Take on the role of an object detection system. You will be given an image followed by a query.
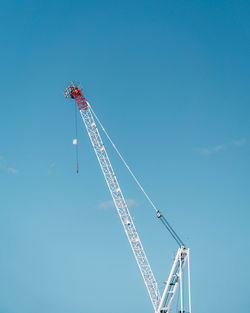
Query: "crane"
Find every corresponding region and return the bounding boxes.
[64,82,191,313]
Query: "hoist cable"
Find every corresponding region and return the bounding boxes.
[89,105,184,247]
[90,106,159,213]
[75,103,79,173]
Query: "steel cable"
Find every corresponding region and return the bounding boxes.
[89,105,184,247]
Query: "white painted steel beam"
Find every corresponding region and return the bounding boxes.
[79,102,161,311]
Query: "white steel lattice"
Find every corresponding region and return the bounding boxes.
[79,103,161,311]
[157,246,189,313]
[64,83,191,313]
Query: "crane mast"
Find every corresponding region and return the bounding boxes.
[64,82,191,313]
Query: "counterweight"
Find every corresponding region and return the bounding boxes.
[64,83,161,311]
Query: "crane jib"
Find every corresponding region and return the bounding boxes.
[65,84,161,311]
[63,82,192,313]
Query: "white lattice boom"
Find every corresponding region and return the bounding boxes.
[64,82,191,313]
[64,83,161,311]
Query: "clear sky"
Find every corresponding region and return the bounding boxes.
[0,1,249,313]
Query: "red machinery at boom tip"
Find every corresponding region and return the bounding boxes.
[64,83,88,111]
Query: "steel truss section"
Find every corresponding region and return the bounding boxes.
[73,92,161,311]
[64,83,191,313]
[157,246,190,313]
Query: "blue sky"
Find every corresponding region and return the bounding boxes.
[0,1,249,313]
